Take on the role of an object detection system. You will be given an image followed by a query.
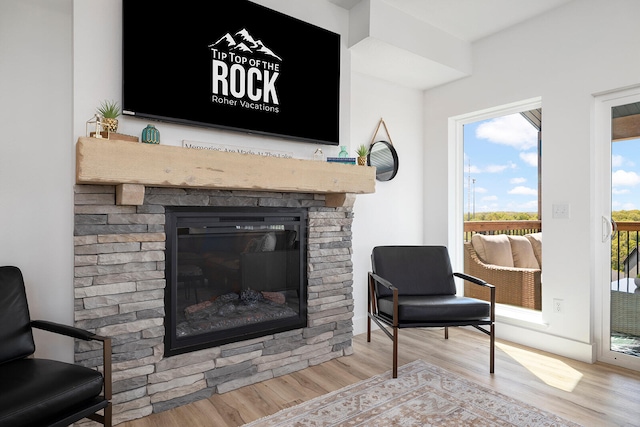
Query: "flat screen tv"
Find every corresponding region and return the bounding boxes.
[122,0,341,146]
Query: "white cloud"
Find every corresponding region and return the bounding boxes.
[485,164,508,173]
[612,188,630,195]
[483,162,516,173]
[508,186,538,196]
[468,165,482,174]
[520,151,538,167]
[612,170,640,187]
[475,114,538,151]
[510,177,526,184]
[482,195,498,201]
[475,187,488,194]
[611,154,635,168]
[612,154,624,168]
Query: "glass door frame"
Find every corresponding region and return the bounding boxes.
[594,85,640,371]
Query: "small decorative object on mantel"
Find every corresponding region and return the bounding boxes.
[355,144,369,166]
[326,156,356,165]
[96,99,121,133]
[313,148,324,161]
[141,124,160,144]
[338,145,349,158]
[368,118,399,181]
[85,114,108,139]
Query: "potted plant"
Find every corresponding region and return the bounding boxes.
[356,144,369,166]
[97,99,121,133]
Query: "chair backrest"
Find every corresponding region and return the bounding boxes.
[0,266,35,364]
[371,246,457,297]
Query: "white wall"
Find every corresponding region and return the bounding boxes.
[0,0,74,361]
[351,73,424,334]
[424,0,640,361]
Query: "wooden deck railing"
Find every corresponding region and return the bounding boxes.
[612,221,640,291]
[463,220,541,242]
[464,220,640,293]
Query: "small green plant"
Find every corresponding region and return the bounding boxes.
[356,144,369,157]
[97,100,121,118]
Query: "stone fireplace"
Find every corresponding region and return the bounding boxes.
[73,137,375,424]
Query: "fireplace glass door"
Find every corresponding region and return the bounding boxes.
[164,207,307,356]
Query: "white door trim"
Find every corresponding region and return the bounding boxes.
[593,85,640,371]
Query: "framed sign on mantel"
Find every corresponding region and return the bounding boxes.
[122,0,342,146]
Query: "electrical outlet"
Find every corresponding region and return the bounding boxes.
[553,298,563,313]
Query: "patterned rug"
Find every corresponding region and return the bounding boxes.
[243,360,581,427]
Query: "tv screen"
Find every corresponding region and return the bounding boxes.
[122,0,341,146]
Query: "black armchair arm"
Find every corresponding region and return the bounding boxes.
[31,320,97,340]
[31,320,112,402]
[368,271,400,329]
[369,271,397,292]
[454,272,495,323]
[454,272,495,289]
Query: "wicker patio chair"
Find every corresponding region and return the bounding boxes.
[464,242,541,310]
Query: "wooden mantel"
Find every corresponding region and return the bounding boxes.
[75,137,376,207]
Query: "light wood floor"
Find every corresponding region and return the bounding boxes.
[118,327,640,427]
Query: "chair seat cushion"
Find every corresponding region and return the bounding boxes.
[378,295,490,323]
[0,358,104,426]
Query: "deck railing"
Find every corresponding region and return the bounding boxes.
[612,221,640,292]
[463,220,541,242]
[464,220,640,293]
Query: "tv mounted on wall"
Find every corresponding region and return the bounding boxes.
[122,0,341,146]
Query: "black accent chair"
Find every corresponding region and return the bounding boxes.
[367,246,495,378]
[0,266,112,427]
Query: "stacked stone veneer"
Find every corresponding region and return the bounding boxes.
[73,185,355,425]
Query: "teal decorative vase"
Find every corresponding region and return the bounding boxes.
[141,124,160,144]
[338,145,348,158]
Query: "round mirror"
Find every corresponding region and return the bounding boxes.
[368,140,398,181]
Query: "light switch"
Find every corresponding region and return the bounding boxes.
[552,203,570,219]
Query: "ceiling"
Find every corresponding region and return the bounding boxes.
[327,0,573,43]
[326,0,574,88]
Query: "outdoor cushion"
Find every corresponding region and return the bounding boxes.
[508,235,540,269]
[471,234,514,267]
[525,232,542,267]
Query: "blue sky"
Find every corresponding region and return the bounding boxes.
[465,114,640,213]
[464,114,539,214]
[612,138,640,211]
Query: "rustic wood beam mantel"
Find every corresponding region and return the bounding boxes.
[76,137,376,207]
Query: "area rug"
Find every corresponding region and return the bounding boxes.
[243,359,581,427]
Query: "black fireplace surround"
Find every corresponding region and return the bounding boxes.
[164,207,308,356]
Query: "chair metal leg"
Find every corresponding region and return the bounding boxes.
[392,325,398,378]
[444,326,449,339]
[490,323,495,373]
[105,402,112,427]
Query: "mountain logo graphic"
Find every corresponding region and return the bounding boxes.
[209,28,282,61]
[209,28,282,111]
